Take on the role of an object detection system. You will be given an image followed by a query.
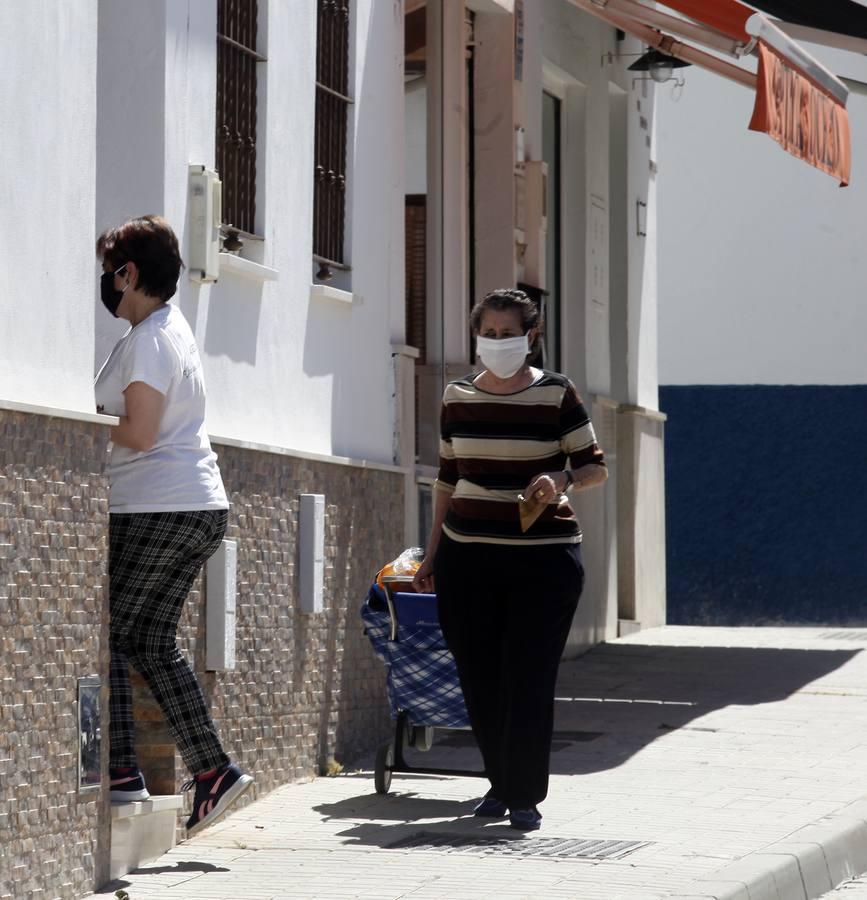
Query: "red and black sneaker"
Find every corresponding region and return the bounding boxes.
[183,763,253,837]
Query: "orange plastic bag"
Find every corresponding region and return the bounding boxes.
[375,547,424,589]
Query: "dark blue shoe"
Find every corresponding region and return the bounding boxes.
[473,794,508,817]
[183,763,253,837]
[109,767,150,803]
[509,807,542,831]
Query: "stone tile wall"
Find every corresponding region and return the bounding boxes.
[1,409,402,898]
[0,409,112,900]
[153,442,402,810]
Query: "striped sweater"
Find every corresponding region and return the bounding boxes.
[435,371,606,546]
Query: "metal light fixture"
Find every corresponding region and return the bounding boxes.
[222,227,243,253]
[629,49,690,84]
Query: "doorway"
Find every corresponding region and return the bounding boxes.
[542,90,562,371]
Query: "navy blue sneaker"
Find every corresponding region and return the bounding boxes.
[473,794,508,817]
[509,807,542,831]
[109,767,150,803]
[183,763,253,837]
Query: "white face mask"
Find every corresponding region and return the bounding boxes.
[476,334,529,379]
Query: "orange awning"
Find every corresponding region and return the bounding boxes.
[749,41,852,185]
[564,0,853,185]
[654,0,752,42]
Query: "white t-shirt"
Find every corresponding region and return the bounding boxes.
[94,304,229,514]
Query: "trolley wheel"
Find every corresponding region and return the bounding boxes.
[374,742,394,794]
[411,726,434,752]
[402,724,435,752]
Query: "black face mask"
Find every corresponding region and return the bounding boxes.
[100,265,128,317]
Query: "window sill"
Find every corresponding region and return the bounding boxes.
[618,403,668,423]
[111,794,184,820]
[0,397,119,427]
[310,283,355,305]
[219,252,279,282]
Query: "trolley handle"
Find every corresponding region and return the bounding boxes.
[380,575,415,641]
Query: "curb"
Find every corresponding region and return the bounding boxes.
[669,799,867,900]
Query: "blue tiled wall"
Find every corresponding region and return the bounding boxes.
[661,385,867,625]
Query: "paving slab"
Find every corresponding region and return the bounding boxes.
[87,626,867,899]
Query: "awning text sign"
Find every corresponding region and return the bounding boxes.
[749,41,851,186]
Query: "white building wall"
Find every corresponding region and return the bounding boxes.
[541,7,657,408]
[0,1,98,414]
[95,0,404,464]
[541,3,662,646]
[657,50,867,387]
[627,83,659,408]
[656,49,867,629]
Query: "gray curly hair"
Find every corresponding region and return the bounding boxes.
[470,288,542,353]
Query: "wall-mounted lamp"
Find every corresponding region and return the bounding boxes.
[222,227,243,253]
[628,49,690,86]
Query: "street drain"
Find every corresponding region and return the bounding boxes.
[386,832,651,860]
[820,631,867,641]
[435,730,602,751]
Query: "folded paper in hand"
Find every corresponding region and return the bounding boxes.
[517,493,546,532]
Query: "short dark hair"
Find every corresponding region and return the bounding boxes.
[96,215,184,301]
[470,288,542,353]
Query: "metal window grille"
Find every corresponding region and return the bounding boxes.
[314,1,352,267]
[405,196,427,364]
[217,0,263,235]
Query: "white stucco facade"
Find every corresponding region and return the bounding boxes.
[405,0,666,647]
[1,0,405,464]
[0,1,99,414]
[94,0,404,462]
[1,0,668,649]
[657,48,867,387]
[539,5,666,644]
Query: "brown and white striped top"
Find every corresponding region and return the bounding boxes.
[435,371,606,546]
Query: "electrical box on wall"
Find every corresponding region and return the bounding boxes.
[188,165,222,283]
[522,160,548,291]
[299,494,325,614]
[205,539,237,671]
[515,169,527,234]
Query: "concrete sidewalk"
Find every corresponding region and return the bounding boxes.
[89,626,867,900]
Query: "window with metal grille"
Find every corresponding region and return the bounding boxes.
[314,1,352,274]
[216,0,263,236]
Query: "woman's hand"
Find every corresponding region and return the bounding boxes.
[412,557,435,594]
[525,471,567,504]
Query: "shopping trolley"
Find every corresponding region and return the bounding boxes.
[361,574,486,793]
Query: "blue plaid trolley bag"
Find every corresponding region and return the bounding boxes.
[361,574,486,794]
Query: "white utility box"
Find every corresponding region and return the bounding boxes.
[299,494,325,614]
[188,164,222,283]
[206,539,237,671]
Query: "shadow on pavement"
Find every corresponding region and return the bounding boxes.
[315,791,475,824]
[333,641,861,811]
[313,797,526,851]
[547,643,860,775]
[96,861,231,892]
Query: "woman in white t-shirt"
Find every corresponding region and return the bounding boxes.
[95,216,251,836]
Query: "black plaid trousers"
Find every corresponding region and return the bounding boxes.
[109,509,230,775]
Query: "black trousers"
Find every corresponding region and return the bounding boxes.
[434,534,584,810]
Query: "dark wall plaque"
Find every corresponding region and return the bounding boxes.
[78,676,101,792]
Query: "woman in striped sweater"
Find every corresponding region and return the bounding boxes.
[412,288,608,831]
